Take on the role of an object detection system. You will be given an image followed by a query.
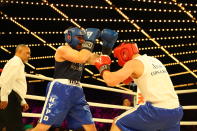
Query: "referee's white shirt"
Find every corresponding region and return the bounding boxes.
[0,56,27,105]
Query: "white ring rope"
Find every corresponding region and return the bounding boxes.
[22,113,114,123]
[25,74,136,95]
[25,95,132,110]
[26,74,53,81]
[183,106,197,110]
[25,94,197,110]
[175,89,197,94]
[26,74,197,95]
[22,113,197,125]
[180,122,197,125]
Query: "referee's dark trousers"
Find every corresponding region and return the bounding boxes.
[0,90,24,131]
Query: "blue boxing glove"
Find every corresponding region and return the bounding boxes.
[101,29,118,55]
[82,28,100,52]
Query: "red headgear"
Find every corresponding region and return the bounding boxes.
[113,43,139,66]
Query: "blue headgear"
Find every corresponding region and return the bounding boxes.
[64,27,86,48]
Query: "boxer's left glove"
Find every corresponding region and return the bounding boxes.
[101,29,118,55]
[82,28,100,52]
[95,55,111,75]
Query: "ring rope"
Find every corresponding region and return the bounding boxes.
[21,113,197,125]
[25,74,136,95]
[26,73,197,95]
[25,94,197,110]
[25,95,132,110]
[175,89,197,94]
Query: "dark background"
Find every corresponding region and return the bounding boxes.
[0,0,197,130]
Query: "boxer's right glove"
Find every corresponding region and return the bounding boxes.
[82,28,100,52]
[95,55,111,75]
[101,29,118,55]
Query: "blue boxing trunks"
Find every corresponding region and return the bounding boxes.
[116,102,183,131]
[39,79,94,129]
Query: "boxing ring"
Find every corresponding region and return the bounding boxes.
[22,73,197,126]
[0,0,197,129]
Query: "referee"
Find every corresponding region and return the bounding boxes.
[0,44,31,131]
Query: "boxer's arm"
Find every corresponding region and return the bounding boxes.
[102,60,136,86]
[86,53,100,65]
[56,45,92,64]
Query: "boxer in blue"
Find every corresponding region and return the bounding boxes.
[32,27,118,131]
[95,43,183,131]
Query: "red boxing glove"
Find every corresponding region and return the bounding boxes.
[123,77,133,85]
[95,55,111,75]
